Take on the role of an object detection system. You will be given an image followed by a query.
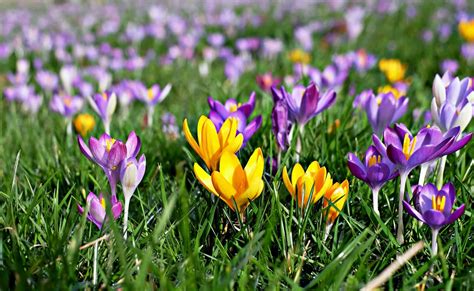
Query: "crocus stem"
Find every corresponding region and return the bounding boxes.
[147,106,154,127]
[93,240,98,286]
[66,118,72,136]
[104,121,110,135]
[397,173,408,244]
[418,164,428,186]
[372,188,380,216]
[324,222,333,242]
[436,156,447,190]
[432,228,439,256]
[123,197,130,240]
[295,125,304,162]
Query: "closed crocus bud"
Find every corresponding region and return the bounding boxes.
[120,155,146,239]
[120,155,146,200]
[88,91,117,134]
[74,113,96,137]
[432,74,446,107]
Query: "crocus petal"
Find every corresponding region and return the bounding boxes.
[78,135,93,161]
[403,200,426,224]
[445,204,465,225]
[423,209,447,228]
[193,163,218,196]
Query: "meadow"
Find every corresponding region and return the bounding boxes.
[1,0,474,289]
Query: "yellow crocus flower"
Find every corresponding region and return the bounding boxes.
[323,180,349,224]
[288,49,311,64]
[183,116,243,171]
[459,20,474,42]
[73,113,96,137]
[194,148,265,214]
[379,59,407,83]
[283,161,333,208]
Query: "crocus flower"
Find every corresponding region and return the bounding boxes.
[183,116,243,171]
[120,155,146,239]
[256,73,281,92]
[288,49,311,64]
[353,49,376,73]
[353,89,373,109]
[78,131,141,196]
[348,145,398,215]
[77,192,122,229]
[458,19,474,42]
[136,83,172,127]
[271,101,291,151]
[403,183,465,255]
[379,59,407,83]
[282,161,333,210]
[207,92,262,144]
[440,59,459,75]
[323,180,349,240]
[364,91,408,136]
[193,148,264,216]
[50,93,84,118]
[36,70,59,92]
[74,113,96,137]
[373,124,471,243]
[272,83,336,126]
[88,91,117,134]
[431,75,473,133]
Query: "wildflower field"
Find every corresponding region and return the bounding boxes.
[1,0,474,289]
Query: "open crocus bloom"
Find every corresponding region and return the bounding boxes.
[50,93,83,118]
[323,180,349,224]
[403,183,465,230]
[183,115,243,171]
[373,124,470,175]
[194,148,264,214]
[137,83,172,106]
[208,92,262,143]
[283,161,333,208]
[348,145,398,192]
[77,192,122,229]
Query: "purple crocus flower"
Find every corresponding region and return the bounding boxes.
[77,131,141,197]
[77,192,122,229]
[207,92,262,144]
[135,83,172,127]
[403,183,465,255]
[431,75,473,134]
[271,100,291,151]
[88,91,117,134]
[353,49,377,73]
[440,59,459,75]
[347,145,398,215]
[364,91,408,136]
[120,155,146,239]
[36,70,59,92]
[373,123,471,243]
[353,89,373,109]
[50,94,84,118]
[271,83,336,126]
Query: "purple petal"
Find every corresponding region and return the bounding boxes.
[445,204,465,225]
[77,135,93,161]
[403,200,426,224]
[423,209,447,228]
[347,153,367,180]
[126,131,141,159]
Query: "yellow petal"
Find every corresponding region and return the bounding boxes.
[193,163,217,196]
[282,166,295,197]
[218,118,235,147]
[183,119,201,157]
[219,151,240,182]
[244,148,264,182]
[197,115,207,146]
[296,174,314,208]
[225,133,243,154]
[234,178,264,212]
[291,163,305,187]
[211,171,237,202]
[306,161,320,174]
[202,119,220,170]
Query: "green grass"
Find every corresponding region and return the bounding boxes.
[1,2,474,289]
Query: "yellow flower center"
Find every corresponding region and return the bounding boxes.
[431,195,446,212]
[402,133,417,160]
[368,155,381,167]
[100,197,106,209]
[102,93,108,100]
[106,138,116,152]
[376,97,382,105]
[229,103,241,113]
[147,88,154,100]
